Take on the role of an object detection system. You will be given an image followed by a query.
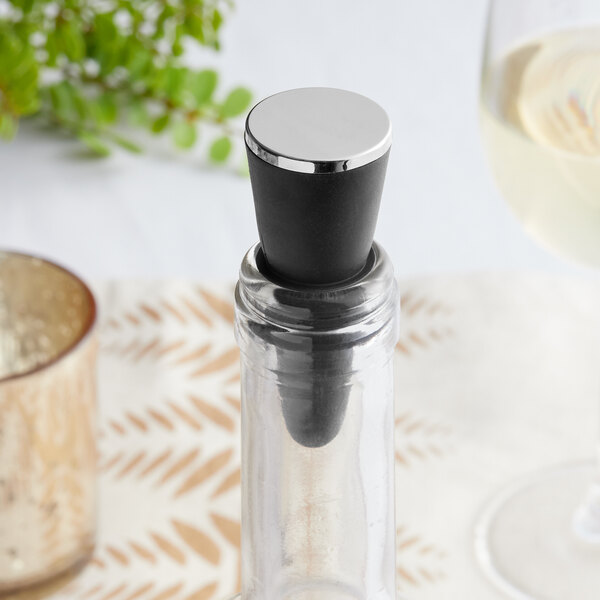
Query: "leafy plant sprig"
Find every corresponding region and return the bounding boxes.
[0,0,252,162]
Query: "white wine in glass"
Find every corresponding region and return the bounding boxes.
[477,1,600,599]
[482,27,600,267]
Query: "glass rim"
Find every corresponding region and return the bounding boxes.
[235,241,398,332]
[0,249,97,384]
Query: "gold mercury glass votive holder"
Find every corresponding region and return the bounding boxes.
[0,251,97,592]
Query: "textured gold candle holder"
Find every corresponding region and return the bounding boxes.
[0,251,97,592]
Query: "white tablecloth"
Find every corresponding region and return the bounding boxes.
[23,272,599,600]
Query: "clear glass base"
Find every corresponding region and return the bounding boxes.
[475,462,600,600]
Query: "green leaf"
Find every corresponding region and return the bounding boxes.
[72,94,89,121]
[148,68,168,94]
[172,41,184,57]
[155,5,176,39]
[0,25,39,116]
[189,70,217,105]
[78,131,111,157]
[184,14,205,43]
[91,92,118,125]
[209,136,231,162]
[49,85,67,115]
[127,49,152,80]
[49,81,79,121]
[164,66,186,101]
[111,134,142,153]
[128,100,149,126]
[58,21,85,62]
[48,82,87,121]
[174,23,185,44]
[173,120,197,149]
[151,113,170,134]
[212,9,223,32]
[90,13,123,75]
[220,87,252,118]
[0,114,18,140]
[45,30,58,66]
[19,0,34,14]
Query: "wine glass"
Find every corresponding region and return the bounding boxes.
[476,0,600,598]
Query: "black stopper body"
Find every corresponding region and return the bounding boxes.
[247,148,390,286]
[244,87,391,448]
[279,359,351,448]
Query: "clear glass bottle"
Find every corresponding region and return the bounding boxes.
[235,242,399,600]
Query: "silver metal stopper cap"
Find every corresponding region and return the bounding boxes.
[245,87,392,174]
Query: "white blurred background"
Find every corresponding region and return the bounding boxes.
[1,0,588,282]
